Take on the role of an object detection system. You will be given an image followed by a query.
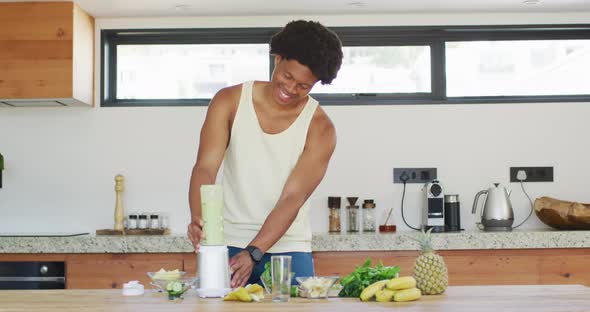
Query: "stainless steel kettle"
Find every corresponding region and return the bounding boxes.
[471,183,514,231]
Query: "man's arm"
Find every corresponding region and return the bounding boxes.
[187,87,236,249]
[229,108,337,286]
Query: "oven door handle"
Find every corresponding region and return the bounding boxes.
[0,277,65,282]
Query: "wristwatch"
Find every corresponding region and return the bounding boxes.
[245,245,264,263]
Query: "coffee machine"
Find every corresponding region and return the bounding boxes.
[196,185,232,298]
[422,180,446,233]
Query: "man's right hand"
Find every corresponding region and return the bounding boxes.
[187,218,205,251]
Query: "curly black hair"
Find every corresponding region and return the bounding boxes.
[270,20,343,85]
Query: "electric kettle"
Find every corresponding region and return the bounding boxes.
[471,183,514,231]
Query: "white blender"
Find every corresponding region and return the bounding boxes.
[196,184,232,298]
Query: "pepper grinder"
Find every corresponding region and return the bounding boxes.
[346,197,360,233]
[114,174,125,231]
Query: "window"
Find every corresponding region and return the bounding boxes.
[101,28,276,106]
[446,40,590,97]
[312,46,431,94]
[116,44,268,100]
[101,25,590,106]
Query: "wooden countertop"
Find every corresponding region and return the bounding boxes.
[1,285,589,312]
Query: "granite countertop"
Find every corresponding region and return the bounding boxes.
[1,230,589,254]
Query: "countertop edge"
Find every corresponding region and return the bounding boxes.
[1,230,590,254]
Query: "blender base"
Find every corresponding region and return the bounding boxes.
[196,288,232,298]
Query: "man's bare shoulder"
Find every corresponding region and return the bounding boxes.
[308,105,336,145]
[312,106,335,133]
[210,84,242,109]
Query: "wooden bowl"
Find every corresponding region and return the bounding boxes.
[534,196,590,230]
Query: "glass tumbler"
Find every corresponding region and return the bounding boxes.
[271,255,292,303]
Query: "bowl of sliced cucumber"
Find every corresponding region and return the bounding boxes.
[150,278,197,300]
[164,278,197,300]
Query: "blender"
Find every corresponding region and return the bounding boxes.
[196,184,232,298]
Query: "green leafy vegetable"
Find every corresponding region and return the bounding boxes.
[261,262,272,288]
[338,258,400,297]
[260,261,295,290]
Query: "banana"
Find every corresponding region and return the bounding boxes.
[375,289,395,302]
[359,280,388,301]
[393,287,422,302]
[386,276,416,291]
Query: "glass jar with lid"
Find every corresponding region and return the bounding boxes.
[149,214,159,229]
[127,214,138,229]
[328,196,341,233]
[138,214,148,229]
[362,199,376,232]
[346,197,359,233]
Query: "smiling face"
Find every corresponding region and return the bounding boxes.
[269,55,319,107]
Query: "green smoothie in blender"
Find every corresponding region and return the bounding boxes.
[200,184,224,246]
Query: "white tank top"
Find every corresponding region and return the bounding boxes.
[222,81,318,253]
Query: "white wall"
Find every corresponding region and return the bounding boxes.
[1,12,589,234]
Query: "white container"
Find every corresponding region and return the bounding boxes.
[197,245,231,298]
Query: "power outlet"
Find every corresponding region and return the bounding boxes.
[510,166,554,182]
[393,168,437,184]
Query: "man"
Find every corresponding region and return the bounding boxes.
[187,20,343,288]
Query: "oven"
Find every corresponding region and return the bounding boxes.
[0,261,65,289]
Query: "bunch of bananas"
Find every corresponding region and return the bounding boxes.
[360,276,422,302]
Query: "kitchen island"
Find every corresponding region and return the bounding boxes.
[1,285,589,312]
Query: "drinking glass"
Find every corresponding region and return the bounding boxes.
[271,255,292,303]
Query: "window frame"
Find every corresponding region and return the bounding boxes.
[101,28,278,107]
[101,24,590,107]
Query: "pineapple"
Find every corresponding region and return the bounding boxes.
[412,228,448,295]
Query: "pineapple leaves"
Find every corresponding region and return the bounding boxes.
[411,228,434,254]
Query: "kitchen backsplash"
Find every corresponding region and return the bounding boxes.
[1,102,589,234]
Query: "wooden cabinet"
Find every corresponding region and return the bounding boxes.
[67,254,187,289]
[0,2,94,107]
[313,249,590,286]
[1,249,589,288]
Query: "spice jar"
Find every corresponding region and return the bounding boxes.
[127,214,138,229]
[362,199,376,232]
[150,214,159,229]
[158,213,169,229]
[138,214,148,229]
[328,196,341,233]
[346,197,359,233]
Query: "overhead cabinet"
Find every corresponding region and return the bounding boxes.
[0,2,94,107]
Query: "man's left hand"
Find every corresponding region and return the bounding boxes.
[229,251,254,288]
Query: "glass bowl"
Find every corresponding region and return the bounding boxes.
[295,276,339,299]
[260,274,272,294]
[147,271,186,282]
[159,278,197,300]
[150,277,199,300]
[147,271,188,291]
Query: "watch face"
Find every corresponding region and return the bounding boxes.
[248,246,263,262]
